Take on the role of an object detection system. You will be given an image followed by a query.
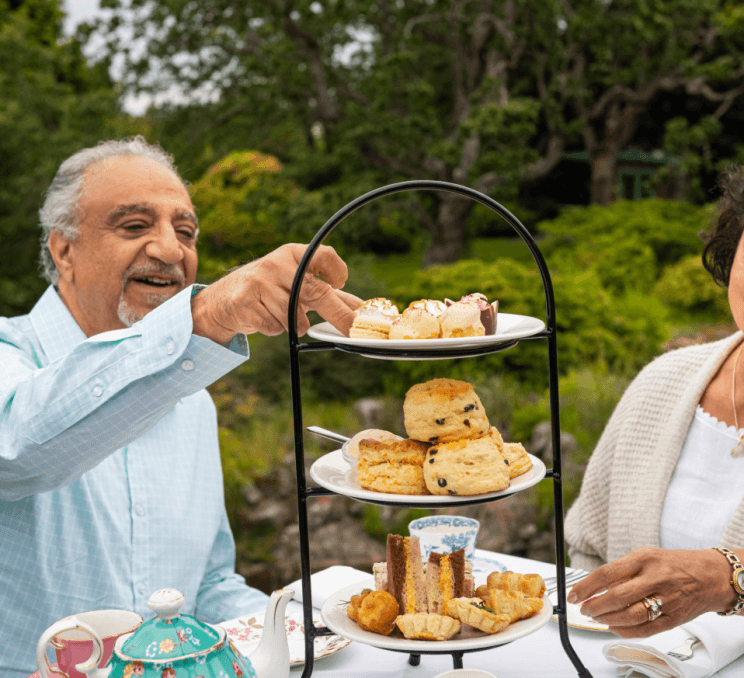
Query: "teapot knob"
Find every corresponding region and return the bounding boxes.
[147,589,186,620]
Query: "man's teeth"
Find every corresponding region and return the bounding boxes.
[136,277,174,286]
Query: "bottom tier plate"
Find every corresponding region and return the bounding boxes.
[321,578,552,654]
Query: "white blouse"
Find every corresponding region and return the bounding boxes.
[659,406,744,550]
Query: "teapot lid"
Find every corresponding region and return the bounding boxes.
[118,589,222,660]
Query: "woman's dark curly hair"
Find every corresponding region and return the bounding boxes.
[702,166,744,287]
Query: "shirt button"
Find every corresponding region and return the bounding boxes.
[181,359,195,371]
[92,386,103,397]
[166,341,175,355]
[135,505,145,516]
[138,584,146,595]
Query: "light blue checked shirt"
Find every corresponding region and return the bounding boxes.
[0,285,269,676]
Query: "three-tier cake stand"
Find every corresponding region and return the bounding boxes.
[285,180,593,678]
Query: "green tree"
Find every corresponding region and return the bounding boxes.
[0,0,118,316]
[89,0,572,265]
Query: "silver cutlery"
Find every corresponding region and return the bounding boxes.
[306,426,350,444]
[667,636,701,661]
[546,570,590,595]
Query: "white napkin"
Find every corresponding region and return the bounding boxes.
[287,566,371,610]
[603,613,744,678]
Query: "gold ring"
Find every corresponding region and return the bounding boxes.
[642,596,663,622]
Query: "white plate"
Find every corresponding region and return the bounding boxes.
[307,313,546,350]
[322,578,552,653]
[548,588,611,633]
[218,610,351,666]
[310,450,546,505]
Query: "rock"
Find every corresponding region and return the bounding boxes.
[353,398,385,429]
[529,420,579,464]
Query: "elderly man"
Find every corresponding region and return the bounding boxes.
[0,136,361,676]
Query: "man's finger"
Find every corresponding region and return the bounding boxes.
[335,289,364,311]
[286,243,349,289]
[298,275,357,336]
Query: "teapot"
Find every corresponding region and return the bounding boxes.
[37,588,294,678]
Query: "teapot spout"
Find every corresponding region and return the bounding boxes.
[248,589,294,678]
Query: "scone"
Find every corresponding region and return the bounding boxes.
[395,613,461,640]
[444,598,511,634]
[501,442,533,479]
[357,438,430,494]
[404,378,490,444]
[423,435,509,496]
[389,308,441,340]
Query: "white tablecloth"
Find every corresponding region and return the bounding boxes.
[287,550,744,678]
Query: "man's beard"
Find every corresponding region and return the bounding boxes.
[116,262,186,327]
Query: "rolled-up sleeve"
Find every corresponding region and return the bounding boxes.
[0,285,248,501]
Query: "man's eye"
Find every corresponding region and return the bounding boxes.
[178,229,196,239]
[123,223,147,231]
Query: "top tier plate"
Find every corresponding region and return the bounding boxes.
[307,312,546,357]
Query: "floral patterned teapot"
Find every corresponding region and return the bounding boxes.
[38,588,294,678]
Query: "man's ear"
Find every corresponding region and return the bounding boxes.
[48,229,75,284]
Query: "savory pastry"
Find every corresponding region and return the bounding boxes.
[423,435,509,496]
[395,613,461,641]
[444,598,511,634]
[486,589,543,622]
[386,535,428,614]
[403,378,490,444]
[439,301,485,339]
[347,589,399,635]
[349,297,400,339]
[389,308,441,340]
[407,299,448,318]
[501,442,533,479]
[426,549,471,614]
[487,571,546,598]
[356,438,429,495]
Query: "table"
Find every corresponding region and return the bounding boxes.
[290,550,744,678]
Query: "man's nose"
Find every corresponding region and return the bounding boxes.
[145,223,184,264]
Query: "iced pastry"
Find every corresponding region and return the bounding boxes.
[407,299,448,318]
[349,297,400,340]
[439,301,485,338]
[389,308,441,340]
[459,293,499,335]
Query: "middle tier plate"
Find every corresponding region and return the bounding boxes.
[309,449,546,505]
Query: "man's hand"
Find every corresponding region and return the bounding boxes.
[191,243,362,344]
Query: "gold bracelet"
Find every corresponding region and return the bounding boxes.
[713,547,744,616]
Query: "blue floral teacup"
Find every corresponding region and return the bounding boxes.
[408,515,480,562]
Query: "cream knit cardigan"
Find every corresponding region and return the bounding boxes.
[565,331,744,572]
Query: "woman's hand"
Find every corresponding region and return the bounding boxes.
[567,547,737,637]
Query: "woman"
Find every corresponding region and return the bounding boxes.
[565,167,744,637]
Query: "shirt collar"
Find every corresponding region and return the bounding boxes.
[29,286,87,364]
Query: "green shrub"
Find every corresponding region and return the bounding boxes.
[652,254,731,323]
[539,200,712,294]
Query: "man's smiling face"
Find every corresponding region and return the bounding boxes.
[52,155,199,337]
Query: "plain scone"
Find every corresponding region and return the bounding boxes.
[403,378,490,444]
[357,438,430,495]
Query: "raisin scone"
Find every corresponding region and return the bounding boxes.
[423,434,509,496]
[357,438,430,494]
[395,613,461,640]
[403,378,490,444]
[486,427,533,479]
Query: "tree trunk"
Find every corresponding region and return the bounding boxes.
[590,151,618,204]
[422,193,474,267]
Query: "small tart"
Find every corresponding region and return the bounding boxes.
[395,613,461,641]
[407,299,447,318]
[389,308,441,340]
[355,297,400,319]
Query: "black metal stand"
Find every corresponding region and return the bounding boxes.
[286,180,593,677]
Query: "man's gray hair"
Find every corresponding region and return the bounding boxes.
[39,136,186,285]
